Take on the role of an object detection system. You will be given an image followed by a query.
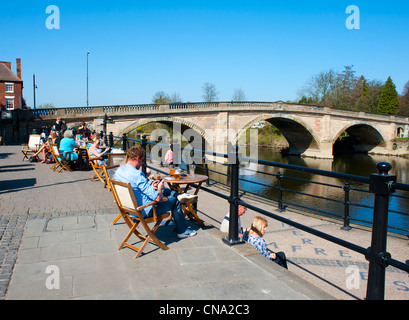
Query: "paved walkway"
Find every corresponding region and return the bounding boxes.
[0,145,332,301]
[1,145,408,301]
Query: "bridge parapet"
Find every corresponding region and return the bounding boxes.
[16,102,409,126]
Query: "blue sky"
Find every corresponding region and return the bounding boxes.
[2,1,409,107]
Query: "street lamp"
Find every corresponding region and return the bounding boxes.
[87,51,90,106]
[33,73,38,109]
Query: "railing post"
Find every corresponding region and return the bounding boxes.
[365,162,396,300]
[204,161,210,186]
[108,132,114,148]
[277,170,284,212]
[341,182,352,231]
[122,133,128,151]
[223,145,245,246]
[141,135,147,176]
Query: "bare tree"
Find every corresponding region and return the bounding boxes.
[398,80,409,116]
[298,69,337,106]
[202,82,218,102]
[232,88,246,102]
[170,92,182,103]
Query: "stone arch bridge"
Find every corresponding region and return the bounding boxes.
[22,101,409,159]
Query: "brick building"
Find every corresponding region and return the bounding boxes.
[0,59,24,110]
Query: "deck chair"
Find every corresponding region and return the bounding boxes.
[102,165,122,225]
[107,153,127,166]
[49,144,73,172]
[109,179,170,258]
[103,164,120,190]
[86,148,106,184]
[21,134,41,161]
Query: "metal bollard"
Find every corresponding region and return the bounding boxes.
[122,133,128,151]
[223,145,245,246]
[141,135,147,177]
[108,132,114,148]
[365,162,396,300]
[341,182,352,231]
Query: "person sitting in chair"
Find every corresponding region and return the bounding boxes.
[114,146,197,239]
[89,138,110,165]
[59,130,79,168]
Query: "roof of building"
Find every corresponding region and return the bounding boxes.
[0,63,21,82]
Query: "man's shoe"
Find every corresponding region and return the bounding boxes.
[177,193,198,204]
[177,229,197,239]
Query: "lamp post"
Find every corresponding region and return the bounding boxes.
[87,51,90,106]
[33,73,38,109]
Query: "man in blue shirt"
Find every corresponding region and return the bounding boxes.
[114,146,196,239]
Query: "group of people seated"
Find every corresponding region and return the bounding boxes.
[31,120,110,169]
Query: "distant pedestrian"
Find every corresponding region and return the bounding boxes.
[53,118,63,131]
[165,144,173,165]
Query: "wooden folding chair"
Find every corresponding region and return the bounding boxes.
[21,134,41,161]
[102,165,123,225]
[49,144,73,172]
[49,144,60,171]
[107,153,127,166]
[86,148,106,184]
[109,179,170,258]
[103,164,120,190]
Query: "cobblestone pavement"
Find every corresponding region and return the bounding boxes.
[0,214,26,298]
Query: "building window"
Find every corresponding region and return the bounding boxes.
[5,83,14,93]
[6,97,14,110]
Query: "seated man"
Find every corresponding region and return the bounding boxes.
[113,146,197,239]
[220,205,249,240]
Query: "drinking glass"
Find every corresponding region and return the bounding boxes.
[189,164,196,176]
[174,168,181,180]
[169,164,175,178]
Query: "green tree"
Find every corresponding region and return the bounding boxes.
[298,96,313,104]
[152,91,171,104]
[37,103,55,109]
[377,77,399,114]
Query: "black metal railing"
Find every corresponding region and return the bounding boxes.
[113,133,409,300]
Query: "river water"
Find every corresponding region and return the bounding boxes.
[215,147,409,235]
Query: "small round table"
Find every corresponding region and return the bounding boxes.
[163,174,208,227]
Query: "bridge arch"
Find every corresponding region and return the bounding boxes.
[396,126,405,138]
[120,116,211,148]
[235,114,321,156]
[332,122,387,154]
